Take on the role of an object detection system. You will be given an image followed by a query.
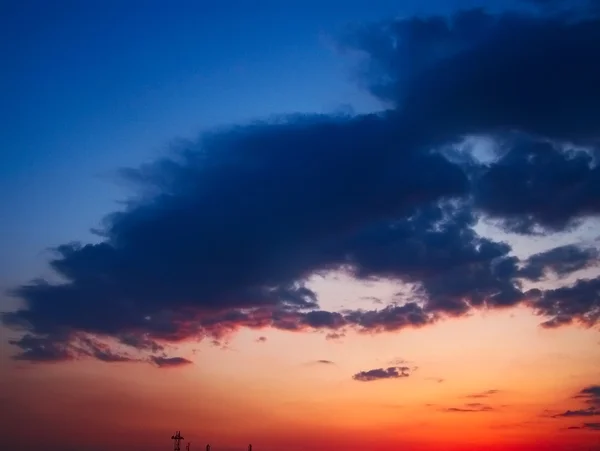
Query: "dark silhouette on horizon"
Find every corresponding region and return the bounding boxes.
[171,431,184,451]
[171,432,251,451]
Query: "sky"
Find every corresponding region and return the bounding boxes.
[1,1,600,451]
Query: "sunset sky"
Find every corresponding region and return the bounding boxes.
[2,1,600,451]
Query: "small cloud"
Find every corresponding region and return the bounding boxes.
[150,356,192,368]
[256,336,267,343]
[316,359,335,365]
[466,389,500,399]
[353,366,412,382]
[442,403,495,413]
[425,377,445,383]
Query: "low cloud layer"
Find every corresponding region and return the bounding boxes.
[574,385,600,406]
[3,3,600,363]
[551,384,600,419]
[567,422,600,431]
[554,408,600,418]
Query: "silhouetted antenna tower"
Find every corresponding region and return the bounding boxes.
[171,431,185,451]
[206,444,210,451]
[248,444,252,451]
[186,443,190,451]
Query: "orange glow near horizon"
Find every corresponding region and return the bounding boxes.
[2,300,599,451]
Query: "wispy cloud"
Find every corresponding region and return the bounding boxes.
[566,422,600,431]
[325,332,345,341]
[465,389,500,399]
[545,384,600,423]
[441,403,496,413]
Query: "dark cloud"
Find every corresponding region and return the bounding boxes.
[117,333,164,353]
[348,6,600,234]
[315,360,335,365]
[527,277,600,328]
[441,403,495,413]
[553,408,600,418]
[1,115,467,362]
[150,356,192,368]
[331,203,524,315]
[466,389,500,399]
[352,366,411,382]
[77,336,138,363]
[348,7,600,145]
[8,333,137,363]
[473,136,600,234]
[519,245,600,281]
[4,6,600,363]
[256,336,267,343]
[581,422,600,430]
[8,334,73,362]
[551,385,600,419]
[574,385,600,406]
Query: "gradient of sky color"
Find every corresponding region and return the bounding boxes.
[2,1,600,451]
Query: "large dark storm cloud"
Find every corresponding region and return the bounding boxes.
[3,4,600,363]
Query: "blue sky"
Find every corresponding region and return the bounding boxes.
[3,1,379,284]
[2,0,520,287]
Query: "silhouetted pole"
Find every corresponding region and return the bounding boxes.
[248,444,252,451]
[206,444,210,451]
[186,443,191,451]
[171,431,185,451]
